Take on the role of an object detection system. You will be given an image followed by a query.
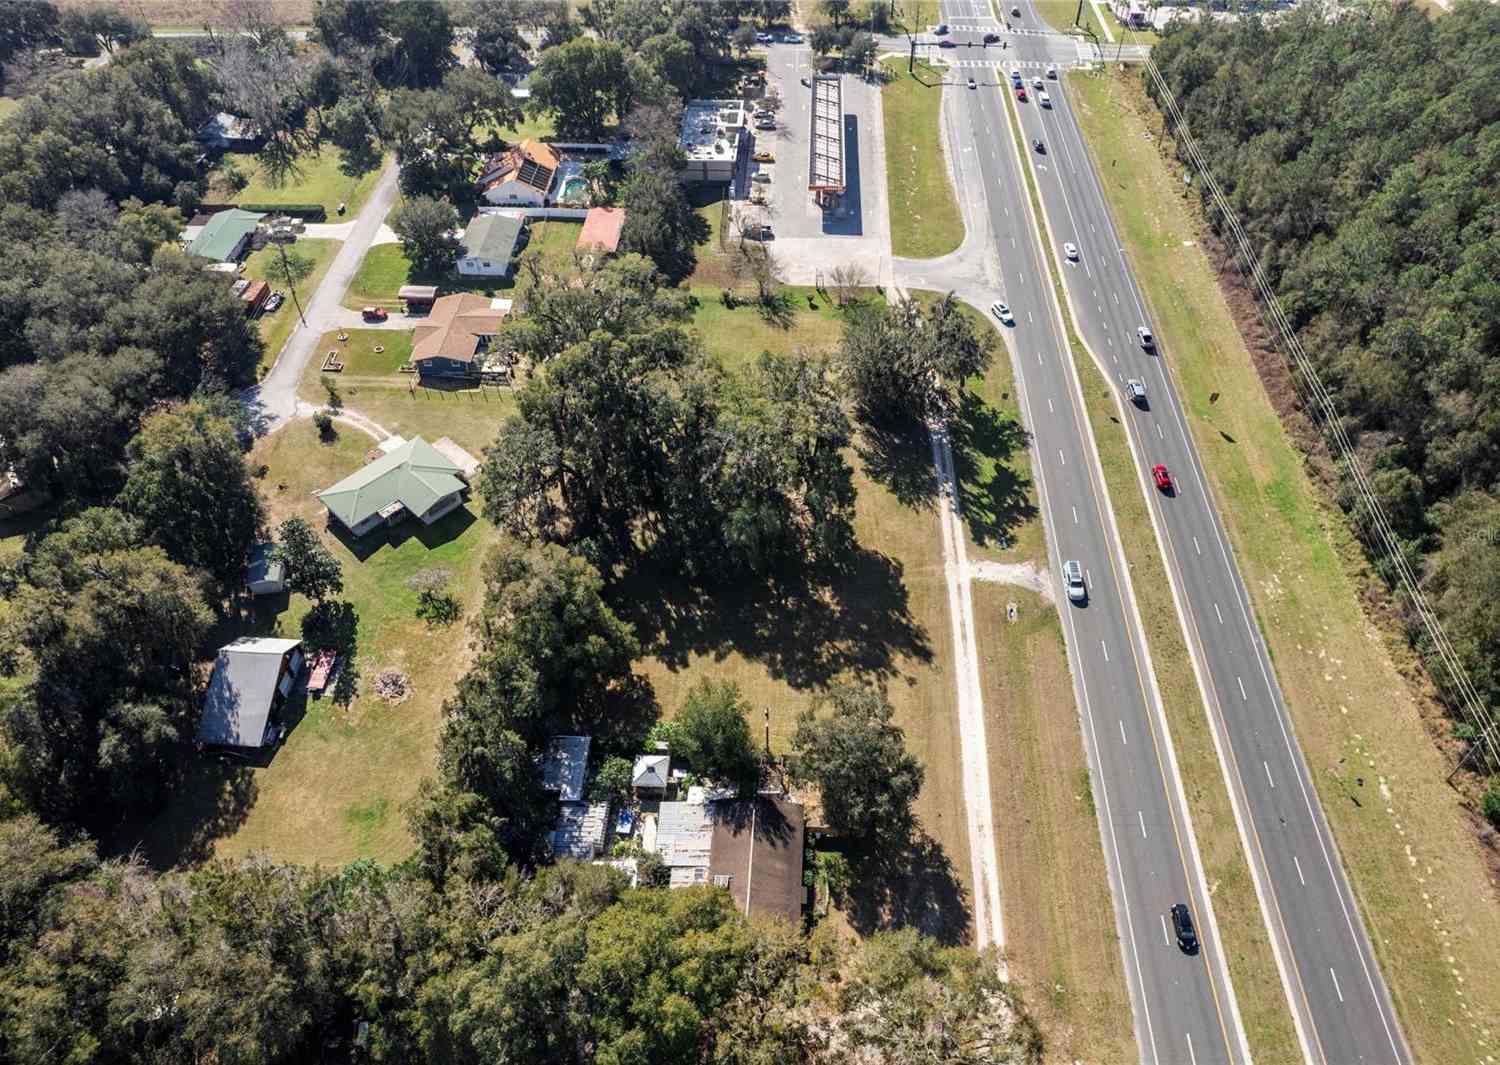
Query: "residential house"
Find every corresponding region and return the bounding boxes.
[542,735,591,803]
[652,796,806,919]
[456,214,526,277]
[409,293,509,378]
[551,801,611,860]
[187,208,264,263]
[196,637,304,748]
[576,207,626,257]
[476,139,559,206]
[245,542,286,596]
[198,111,261,150]
[632,753,670,798]
[315,436,468,538]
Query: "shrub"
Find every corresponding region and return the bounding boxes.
[313,411,334,439]
[1483,784,1500,830]
[239,203,327,221]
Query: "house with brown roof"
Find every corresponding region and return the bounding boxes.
[410,293,508,378]
[653,795,806,921]
[477,139,559,207]
[576,207,626,256]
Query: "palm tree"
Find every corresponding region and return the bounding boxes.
[582,159,613,206]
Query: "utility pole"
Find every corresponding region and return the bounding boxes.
[275,241,308,329]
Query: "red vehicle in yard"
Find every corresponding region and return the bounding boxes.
[361,306,388,322]
[1152,464,1174,493]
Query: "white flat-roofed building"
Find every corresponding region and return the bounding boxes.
[679,99,748,184]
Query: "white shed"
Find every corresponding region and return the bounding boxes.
[246,542,286,596]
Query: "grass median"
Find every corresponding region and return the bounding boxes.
[1067,67,1500,1064]
[881,58,965,259]
[998,77,1304,1062]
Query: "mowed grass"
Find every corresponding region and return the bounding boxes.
[687,285,847,372]
[975,584,1136,1063]
[137,426,491,867]
[300,330,515,458]
[213,145,386,218]
[527,220,583,258]
[344,243,514,310]
[1069,68,1500,1063]
[241,238,342,376]
[998,83,1302,1061]
[881,59,965,260]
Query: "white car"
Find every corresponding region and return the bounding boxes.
[1063,560,1087,603]
[1126,378,1147,404]
[1039,91,1052,108]
[968,77,977,90]
[1032,76,1042,89]
[990,300,1014,324]
[755,32,773,43]
[1137,326,1155,348]
[1046,64,1057,78]
[1063,242,1079,260]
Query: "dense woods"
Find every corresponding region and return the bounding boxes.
[1149,1,1500,757]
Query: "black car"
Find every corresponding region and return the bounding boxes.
[1170,903,1199,955]
[1032,138,1045,153]
[935,22,949,33]
[983,31,1000,42]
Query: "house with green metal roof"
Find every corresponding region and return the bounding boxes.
[187,208,265,262]
[315,436,468,538]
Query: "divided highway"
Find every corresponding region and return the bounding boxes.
[922,1,1412,1061]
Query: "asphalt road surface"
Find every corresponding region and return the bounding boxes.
[926,1,1412,1062]
[926,3,1249,1063]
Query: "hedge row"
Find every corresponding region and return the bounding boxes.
[240,203,327,222]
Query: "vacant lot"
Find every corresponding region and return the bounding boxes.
[138,425,491,867]
[344,243,513,310]
[881,59,964,260]
[1070,68,1500,1063]
[214,145,386,218]
[242,237,341,376]
[687,285,846,372]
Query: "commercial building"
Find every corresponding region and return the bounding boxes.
[808,75,845,211]
[679,99,748,184]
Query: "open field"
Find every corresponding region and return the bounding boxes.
[300,329,513,457]
[136,425,491,867]
[213,145,386,219]
[687,285,847,372]
[58,0,315,23]
[343,243,513,310]
[997,82,1301,1061]
[976,583,1137,1062]
[241,237,341,377]
[1069,67,1500,1063]
[880,59,964,260]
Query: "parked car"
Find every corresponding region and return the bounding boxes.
[361,306,388,322]
[755,32,773,43]
[1152,464,1174,493]
[1126,378,1147,405]
[990,300,1013,324]
[1063,242,1079,260]
[755,119,776,131]
[1063,560,1087,603]
[752,171,772,184]
[1170,903,1199,954]
[263,291,284,313]
[1137,325,1155,348]
[752,150,775,162]
[744,223,774,241]
[785,33,803,43]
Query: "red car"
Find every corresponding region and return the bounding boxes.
[1016,86,1027,102]
[1152,464,1174,493]
[361,306,388,322]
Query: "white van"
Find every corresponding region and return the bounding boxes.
[1039,91,1052,108]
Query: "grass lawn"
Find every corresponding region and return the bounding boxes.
[344,243,514,311]
[975,584,1137,1062]
[526,219,583,259]
[1069,68,1500,1064]
[686,185,737,288]
[881,59,964,260]
[687,285,848,373]
[1031,0,1098,36]
[135,426,492,867]
[214,144,387,218]
[241,238,342,377]
[300,330,514,458]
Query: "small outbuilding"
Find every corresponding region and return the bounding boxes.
[398,284,439,311]
[542,735,591,804]
[632,753,671,797]
[196,637,304,749]
[456,214,525,277]
[246,542,286,596]
[576,207,626,255]
[551,801,611,860]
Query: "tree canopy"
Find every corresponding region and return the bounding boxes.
[840,294,993,424]
[671,679,763,793]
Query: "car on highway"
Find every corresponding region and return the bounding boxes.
[752,150,774,162]
[968,76,976,89]
[1137,325,1155,349]
[263,291,284,313]
[984,31,1000,42]
[1011,4,1021,15]
[1010,70,1022,87]
[939,38,956,47]
[1046,63,1057,78]
[361,306,387,322]
[1039,90,1052,108]
[1063,560,1087,603]
[990,300,1013,324]
[1016,86,1027,101]
[1031,76,1042,89]
[1032,138,1045,153]
[1127,378,1147,405]
[935,22,949,33]
[1153,464,1174,493]
[1170,903,1199,954]
[1063,242,1079,260]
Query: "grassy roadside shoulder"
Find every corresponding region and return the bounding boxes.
[880,59,964,259]
[998,80,1303,1062]
[1068,67,1500,1062]
[243,237,342,377]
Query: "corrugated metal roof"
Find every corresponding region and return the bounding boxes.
[197,637,300,747]
[315,436,465,530]
[542,735,591,803]
[187,209,264,261]
[551,801,610,860]
[654,801,712,871]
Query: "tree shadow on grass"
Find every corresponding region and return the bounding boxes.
[840,825,972,946]
[948,390,1038,550]
[613,544,931,692]
[856,418,941,512]
[115,760,260,870]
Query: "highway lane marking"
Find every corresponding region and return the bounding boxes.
[1028,310,1034,323]
[1157,424,1164,439]
[1059,449,1065,465]
[1294,855,1305,886]
[1237,676,1247,700]
[1161,913,1171,947]
[1263,760,1275,789]
[1192,535,1201,555]
[1330,968,1344,1004]
[1072,506,1078,524]
[1101,640,1109,662]
[1138,810,1148,838]
[1047,397,1054,412]
[1213,602,1223,624]
[1186,1032,1199,1065]
[1120,719,1128,745]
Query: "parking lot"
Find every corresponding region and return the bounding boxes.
[738,44,893,285]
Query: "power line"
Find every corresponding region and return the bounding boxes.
[1140,58,1500,774]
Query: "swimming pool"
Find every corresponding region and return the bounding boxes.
[559,175,589,205]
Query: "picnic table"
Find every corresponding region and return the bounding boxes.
[307,649,340,697]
